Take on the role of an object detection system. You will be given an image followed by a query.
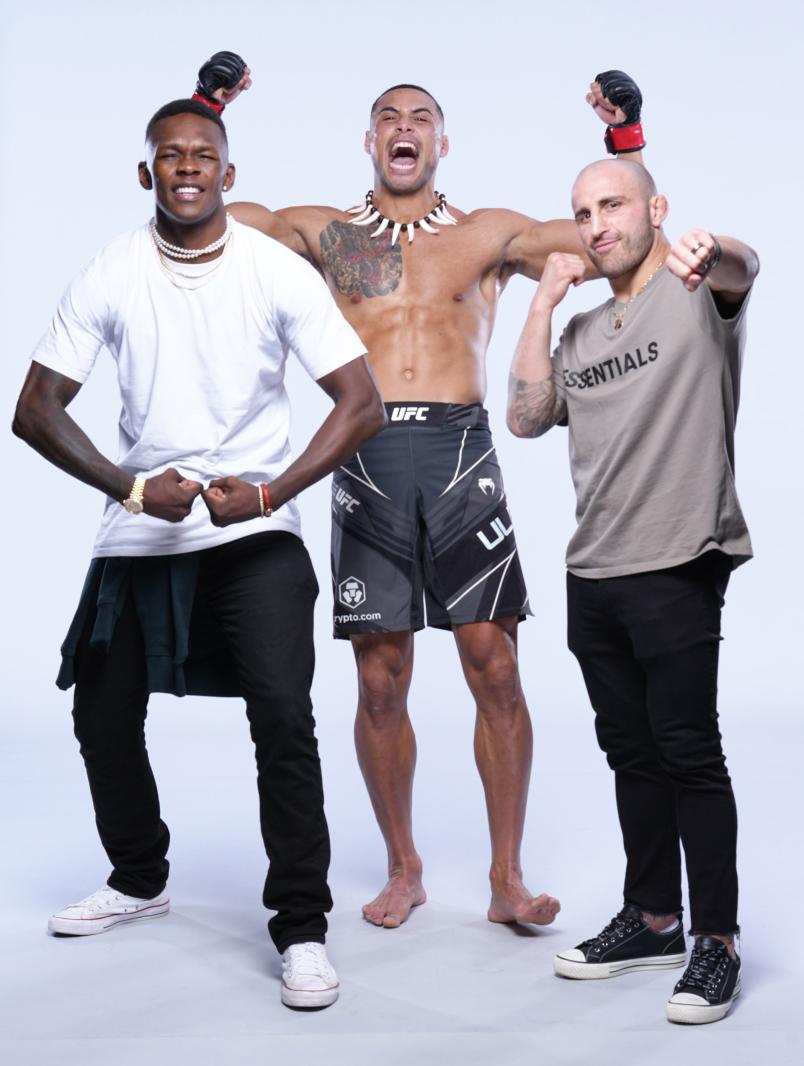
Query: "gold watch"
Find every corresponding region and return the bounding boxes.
[123,476,146,514]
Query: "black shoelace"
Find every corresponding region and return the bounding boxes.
[581,908,642,950]
[679,942,729,993]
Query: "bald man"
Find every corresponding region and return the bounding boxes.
[507,158,758,1025]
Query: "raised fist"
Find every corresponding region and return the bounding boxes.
[194,51,251,110]
[534,252,587,311]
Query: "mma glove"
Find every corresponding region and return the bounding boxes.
[596,69,646,154]
[192,50,247,114]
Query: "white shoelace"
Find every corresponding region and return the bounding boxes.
[284,942,335,980]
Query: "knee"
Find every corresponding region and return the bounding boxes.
[355,642,412,721]
[464,648,522,717]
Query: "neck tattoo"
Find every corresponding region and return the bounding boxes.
[612,260,666,330]
[149,213,233,260]
[346,190,457,245]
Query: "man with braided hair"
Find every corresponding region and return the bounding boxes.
[13,97,385,1008]
[507,157,758,1023]
[197,53,646,931]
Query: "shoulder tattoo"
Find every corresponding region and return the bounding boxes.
[319,221,402,298]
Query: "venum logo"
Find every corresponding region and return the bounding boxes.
[478,477,495,496]
[477,515,513,551]
[339,576,367,610]
[333,485,360,513]
[390,406,430,422]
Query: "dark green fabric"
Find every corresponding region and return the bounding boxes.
[57,554,241,697]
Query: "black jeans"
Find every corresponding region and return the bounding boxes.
[71,531,332,953]
[567,552,738,934]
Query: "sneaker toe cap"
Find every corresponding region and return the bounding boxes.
[285,976,337,993]
[669,992,708,1006]
[555,948,587,963]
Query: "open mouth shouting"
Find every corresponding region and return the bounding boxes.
[388,139,419,174]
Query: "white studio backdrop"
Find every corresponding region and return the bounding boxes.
[0,1,802,1060]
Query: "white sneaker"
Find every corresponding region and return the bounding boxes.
[48,886,170,936]
[281,942,339,1009]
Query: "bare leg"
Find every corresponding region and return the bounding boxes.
[453,617,560,926]
[353,631,426,928]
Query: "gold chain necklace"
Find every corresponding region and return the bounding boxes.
[612,260,666,331]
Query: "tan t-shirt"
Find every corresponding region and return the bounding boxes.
[552,267,753,578]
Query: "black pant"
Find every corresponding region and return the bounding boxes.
[71,531,332,953]
[567,552,738,934]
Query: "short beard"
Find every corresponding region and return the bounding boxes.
[589,214,654,279]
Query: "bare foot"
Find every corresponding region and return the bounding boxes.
[362,872,427,928]
[487,880,561,926]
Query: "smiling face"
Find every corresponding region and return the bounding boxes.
[364,87,448,195]
[571,160,666,278]
[139,111,235,227]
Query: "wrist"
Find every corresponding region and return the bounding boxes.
[530,298,558,319]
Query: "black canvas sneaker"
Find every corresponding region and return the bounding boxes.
[554,903,687,979]
[666,936,741,1024]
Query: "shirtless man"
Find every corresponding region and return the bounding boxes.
[199,56,645,928]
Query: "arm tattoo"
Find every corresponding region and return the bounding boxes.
[507,373,566,437]
[319,221,402,298]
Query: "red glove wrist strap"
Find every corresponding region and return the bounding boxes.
[192,92,224,115]
[605,122,645,155]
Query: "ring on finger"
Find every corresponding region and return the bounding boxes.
[690,241,705,255]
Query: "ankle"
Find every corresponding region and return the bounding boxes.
[641,910,680,934]
[388,858,423,880]
[694,932,736,958]
[489,863,524,887]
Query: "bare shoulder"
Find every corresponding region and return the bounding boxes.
[462,207,541,240]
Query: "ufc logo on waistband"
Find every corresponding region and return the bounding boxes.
[390,406,430,422]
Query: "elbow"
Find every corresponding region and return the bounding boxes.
[506,410,527,438]
[12,398,38,445]
[354,384,386,443]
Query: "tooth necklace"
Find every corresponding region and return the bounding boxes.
[149,212,233,260]
[611,259,666,331]
[346,190,457,245]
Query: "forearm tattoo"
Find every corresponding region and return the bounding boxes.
[508,373,566,437]
[319,221,402,297]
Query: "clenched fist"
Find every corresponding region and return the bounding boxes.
[201,476,261,527]
[142,468,203,523]
[534,252,587,311]
[666,229,721,292]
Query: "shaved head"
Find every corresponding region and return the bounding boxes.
[571,159,667,280]
[572,158,657,208]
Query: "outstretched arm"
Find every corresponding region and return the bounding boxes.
[666,229,760,302]
[507,253,585,437]
[12,364,202,520]
[201,356,386,525]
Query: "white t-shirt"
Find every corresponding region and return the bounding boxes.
[32,220,367,557]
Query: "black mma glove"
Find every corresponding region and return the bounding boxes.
[192,51,247,114]
[595,69,646,154]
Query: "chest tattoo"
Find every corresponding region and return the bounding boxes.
[319,221,402,298]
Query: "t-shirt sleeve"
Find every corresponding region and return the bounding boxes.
[274,252,367,381]
[31,256,111,384]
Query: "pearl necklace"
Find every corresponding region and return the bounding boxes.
[152,236,231,290]
[346,190,458,245]
[149,213,233,260]
[612,260,666,330]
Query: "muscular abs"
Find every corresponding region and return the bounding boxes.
[316,216,500,403]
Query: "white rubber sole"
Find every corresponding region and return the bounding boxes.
[281,982,339,1010]
[554,950,688,980]
[667,978,741,1024]
[48,900,170,936]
